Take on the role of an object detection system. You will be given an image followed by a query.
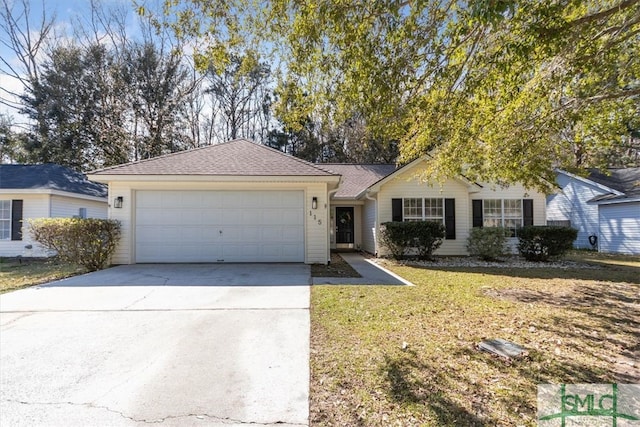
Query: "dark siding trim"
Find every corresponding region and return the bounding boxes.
[444,198,456,239]
[11,199,23,241]
[523,199,534,226]
[391,198,403,222]
[472,200,483,227]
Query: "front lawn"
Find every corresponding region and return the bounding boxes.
[0,258,84,293]
[310,252,639,426]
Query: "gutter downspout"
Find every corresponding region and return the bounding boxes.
[327,187,340,263]
[364,190,378,256]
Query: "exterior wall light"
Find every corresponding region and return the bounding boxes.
[312,197,318,210]
[114,196,123,209]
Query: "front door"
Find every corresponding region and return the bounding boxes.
[335,207,354,247]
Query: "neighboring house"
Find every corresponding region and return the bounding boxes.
[547,168,640,255]
[89,139,547,264]
[0,164,108,257]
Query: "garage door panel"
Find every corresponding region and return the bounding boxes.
[136,191,304,263]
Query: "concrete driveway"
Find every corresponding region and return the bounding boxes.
[0,264,311,426]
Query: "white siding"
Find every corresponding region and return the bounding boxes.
[472,183,547,253]
[598,202,640,255]
[373,163,547,256]
[547,173,609,248]
[107,181,329,265]
[50,195,107,219]
[0,193,51,257]
[376,169,471,256]
[362,199,377,254]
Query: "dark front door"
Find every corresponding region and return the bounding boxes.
[335,207,354,244]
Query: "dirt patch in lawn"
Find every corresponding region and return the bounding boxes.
[311,252,361,278]
[310,255,639,426]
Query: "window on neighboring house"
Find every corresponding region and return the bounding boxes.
[0,200,10,240]
[482,199,523,236]
[79,208,87,219]
[403,198,444,223]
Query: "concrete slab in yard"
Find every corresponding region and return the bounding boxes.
[0,264,311,426]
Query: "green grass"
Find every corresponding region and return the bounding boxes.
[0,259,84,293]
[310,252,639,426]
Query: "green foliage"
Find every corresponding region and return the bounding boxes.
[161,0,640,190]
[517,226,578,262]
[379,222,413,260]
[411,221,445,261]
[380,221,444,261]
[28,218,121,271]
[467,227,510,261]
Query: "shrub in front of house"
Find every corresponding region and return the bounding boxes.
[517,226,578,262]
[380,221,445,260]
[380,221,413,260]
[411,221,445,260]
[29,218,121,271]
[467,227,510,261]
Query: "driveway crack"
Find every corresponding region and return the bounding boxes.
[3,399,307,425]
[123,288,156,310]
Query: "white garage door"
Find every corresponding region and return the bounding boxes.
[135,191,305,263]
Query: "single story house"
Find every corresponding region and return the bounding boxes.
[547,168,640,255]
[0,163,108,257]
[89,139,546,264]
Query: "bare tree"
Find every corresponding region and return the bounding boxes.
[0,0,56,127]
[204,52,272,143]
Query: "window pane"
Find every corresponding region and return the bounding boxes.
[403,198,423,220]
[503,199,522,219]
[483,199,502,227]
[424,198,443,222]
[0,200,10,240]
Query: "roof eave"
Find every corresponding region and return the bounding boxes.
[556,169,624,196]
[0,188,107,202]
[589,195,640,205]
[88,174,341,184]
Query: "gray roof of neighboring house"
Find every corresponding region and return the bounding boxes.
[0,163,107,198]
[91,139,338,177]
[317,164,396,198]
[587,168,640,202]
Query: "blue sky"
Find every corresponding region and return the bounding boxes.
[0,0,143,122]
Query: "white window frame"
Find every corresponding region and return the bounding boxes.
[483,199,523,236]
[403,198,444,224]
[0,200,11,240]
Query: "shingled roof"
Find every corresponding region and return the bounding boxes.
[91,139,338,177]
[318,164,396,198]
[588,168,640,195]
[0,164,107,198]
[587,167,640,202]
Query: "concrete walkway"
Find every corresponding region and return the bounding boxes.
[312,252,413,286]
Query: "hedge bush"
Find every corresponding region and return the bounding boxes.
[379,221,413,260]
[466,227,510,261]
[380,221,445,260]
[29,218,121,271]
[517,226,578,261]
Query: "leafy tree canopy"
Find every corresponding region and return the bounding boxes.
[150,1,638,190]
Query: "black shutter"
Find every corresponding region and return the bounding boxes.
[523,199,533,226]
[391,198,403,222]
[444,198,455,239]
[472,200,483,228]
[11,199,23,241]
